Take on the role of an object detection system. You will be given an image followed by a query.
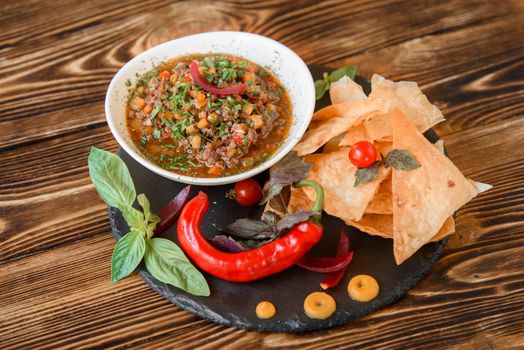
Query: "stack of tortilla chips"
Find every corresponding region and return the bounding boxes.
[289,75,491,264]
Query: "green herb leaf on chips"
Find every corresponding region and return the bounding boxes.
[384,149,421,170]
[354,161,380,187]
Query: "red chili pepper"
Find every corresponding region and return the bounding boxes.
[189,60,247,96]
[177,180,325,282]
[154,185,191,235]
[320,231,351,289]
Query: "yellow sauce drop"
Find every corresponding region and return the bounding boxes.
[347,275,380,302]
[256,301,276,319]
[304,291,336,320]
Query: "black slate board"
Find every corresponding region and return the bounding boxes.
[108,66,447,332]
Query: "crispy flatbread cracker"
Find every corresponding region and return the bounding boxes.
[392,109,479,264]
[311,97,389,122]
[470,180,492,193]
[287,186,314,213]
[294,117,363,156]
[330,76,367,104]
[322,133,345,153]
[338,122,372,147]
[347,215,455,242]
[365,173,392,215]
[346,214,393,239]
[434,139,445,154]
[430,217,456,241]
[363,112,394,141]
[376,140,392,156]
[303,149,389,221]
[358,74,445,141]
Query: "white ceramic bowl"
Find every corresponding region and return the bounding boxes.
[105,31,315,185]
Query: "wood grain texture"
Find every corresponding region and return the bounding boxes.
[0,0,523,348]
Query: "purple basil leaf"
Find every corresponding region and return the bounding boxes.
[224,218,277,240]
[261,211,280,226]
[266,185,291,215]
[354,161,379,187]
[208,235,245,253]
[259,152,313,204]
[275,210,320,232]
[385,149,421,170]
[260,182,284,206]
[240,238,275,250]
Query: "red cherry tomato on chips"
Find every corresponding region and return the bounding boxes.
[349,141,377,168]
[233,179,262,207]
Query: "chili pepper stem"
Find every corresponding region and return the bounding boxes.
[293,179,324,223]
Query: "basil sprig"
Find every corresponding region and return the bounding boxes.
[315,66,358,100]
[88,147,210,296]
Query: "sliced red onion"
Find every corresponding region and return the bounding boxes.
[296,238,353,273]
[154,185,191,235]
[320,232,351,289]
[189,60,247,96]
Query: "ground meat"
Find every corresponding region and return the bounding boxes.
[127,54,291,177]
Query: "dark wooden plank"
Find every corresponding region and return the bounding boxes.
[1,0,522,149]
[0,211,522,349]
[0,126,117,262]
[1,0,524,348]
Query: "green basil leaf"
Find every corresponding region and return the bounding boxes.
[385,149,421,170]
[145,238,210,296]
[329,66,358,82]
[88,147,136,210]
[137,193,151,223]
[354,161,380,187]
[149,213,160,224]
[137,193,150,214]
[315,80,329,100]
[111,230,146,283]
[122,206,146,231]
[137,194,160,233]
[145,222,157,239]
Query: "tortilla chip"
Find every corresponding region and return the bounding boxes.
[376,140,392,156]
[370,74,445,134]
[330,76,367,104]
[434,139,445,154]
[294,117,362,156]
[346,214,393,239]
[392,109,479,264]
[322,133,345,153]
[338,122,372,147]
[430,217,456,241]
[296,97,389,156]
[365,173,392,215]
[363,112,394,141]
[303,149,389,221]
[347,215,455,242]
[287,186,314,213]
[470,180,492,193]
[311,96,389,122]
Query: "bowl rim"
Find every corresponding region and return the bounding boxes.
[105,31,315,185]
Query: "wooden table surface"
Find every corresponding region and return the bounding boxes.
[1,0,524,349]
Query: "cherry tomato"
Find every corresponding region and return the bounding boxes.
[349,141,377,168]
[233,179,262,207]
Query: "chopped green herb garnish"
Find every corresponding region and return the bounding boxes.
[151,105,161,119]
